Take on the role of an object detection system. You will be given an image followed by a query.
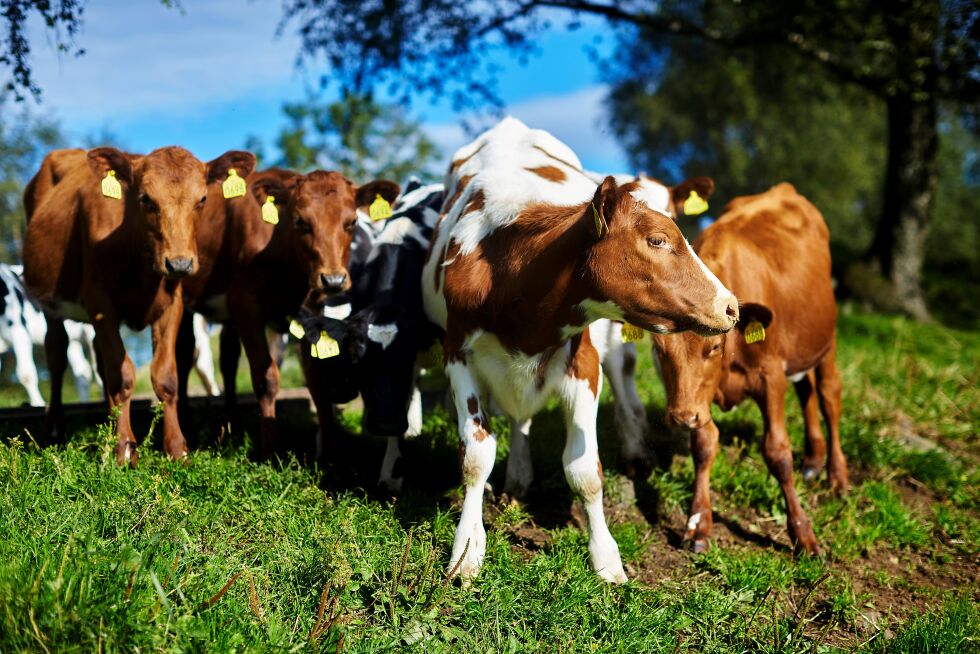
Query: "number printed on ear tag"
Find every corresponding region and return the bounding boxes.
[311,331,340,359]
[222,168,247,199]
[101,170,122,200]
[744,320,766,344]
[369,194,392,221]
[621,323,645,343]
[262,195,279,224]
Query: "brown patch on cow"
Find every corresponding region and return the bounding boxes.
[535,346,560,389]
[531,145,585,176]
[449,142,485,173]
[443,174,473,214]
[597,460,604,483]
[567,328,600,396]
[526,166,566,183]
[433,239,454,292]
[467,395,479,416]
[463,190,485,215]
[471,420,491,442]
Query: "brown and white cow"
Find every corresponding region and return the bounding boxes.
[179,167,399,456]
[423,117,738,583]
[652,182,849,556]
[22,146,251,465]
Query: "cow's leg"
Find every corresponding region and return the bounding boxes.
[174,311,195,422]
[238,320,280,458]
[192,315,220,396]
[219,322,241,434]
[684,420,720,553]
[65,335,95,402]
[816,339,849,493]
[83,325,103,395]
[503,418,533,499]
[91,318,138,466]
[150,296,189,461]
[11,321,44,407]
[794,371,827,482]
[446,360,496,582]
[601,338,651,470]
[43,316,69,438]
[378,380,422,492]
[758,370,820,555]
[561,364,626,584]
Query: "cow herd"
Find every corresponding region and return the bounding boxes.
[15,116,848,584]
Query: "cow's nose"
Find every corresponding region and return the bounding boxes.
[668,410,701,430]
[321,272,348,292]
[164,256,194,278]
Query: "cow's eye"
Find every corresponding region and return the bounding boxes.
[196,195,207,209]
[140,193,158,212]
[344,220,356,233]
[647,234,669,249]
[295,217,312,233]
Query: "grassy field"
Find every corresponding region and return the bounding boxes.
[0,309,977,652]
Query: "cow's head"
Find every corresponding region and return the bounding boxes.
[87,146,255,279]
[253,170,399,297]
[585,176,738,335]
[627,175,715,218]
[652,303,773,431]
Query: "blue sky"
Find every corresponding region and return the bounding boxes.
[26,1,632,176]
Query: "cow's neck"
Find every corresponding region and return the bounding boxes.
[472,202,597,354]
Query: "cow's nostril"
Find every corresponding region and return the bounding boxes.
[165,257,194,277]
[726,304,737,318]
[321,272,348,290]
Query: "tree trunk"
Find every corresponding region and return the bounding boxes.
[866,93,938,321]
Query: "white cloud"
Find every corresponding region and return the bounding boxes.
[27,0,306,122]
[423,86,630,173]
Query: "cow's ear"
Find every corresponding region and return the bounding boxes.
[587,176,618,239]
[206,150,256,186]
[249,177,289,205]
[87,147,133,185]
[355,180,400,209]
[671,176,714,216]
[737,303,774,330]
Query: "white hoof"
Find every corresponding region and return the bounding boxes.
[590,537,627,584]
[448,526,486,582]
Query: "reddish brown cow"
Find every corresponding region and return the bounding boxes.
[22,146,252,465]
[652,182,849,556]
[178,167,399,456]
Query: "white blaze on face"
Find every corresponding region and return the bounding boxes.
[683,237,733,315]
[367,322,399,350]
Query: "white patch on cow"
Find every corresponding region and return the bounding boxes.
[786,366,812,384]
[377,436,404,492]
[687,513,702,531]
[322,303,352,320]
[366,217,427,262]
[629,177,672,215]
[367,322,398,350]
[442,116,599,257]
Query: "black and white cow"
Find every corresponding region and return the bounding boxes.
[0,264,100,405]
[297,180,444,490]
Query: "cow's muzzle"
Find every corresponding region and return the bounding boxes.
[164,256,195,279]
[319,271,349,294]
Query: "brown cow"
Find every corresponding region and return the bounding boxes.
[178,167,399,456]
[652,182,848,556]
[22,146,252,465]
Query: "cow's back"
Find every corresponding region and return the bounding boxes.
[23,148,86,221]
[424,117,595,328]
[696,183,836,363]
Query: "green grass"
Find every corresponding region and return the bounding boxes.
[0,309,977,652]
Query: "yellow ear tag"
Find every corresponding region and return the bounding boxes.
[621,323,646,343]
[369,194,392,221]
[683,190,709,216]
[744,320,766,344]
[591,202,608,238]
[311,330,340,359]
[101,170,122,200]
[416,341,444,368]
[288,318,305,340]
[222,168,247,199]
[262,195,279,224]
